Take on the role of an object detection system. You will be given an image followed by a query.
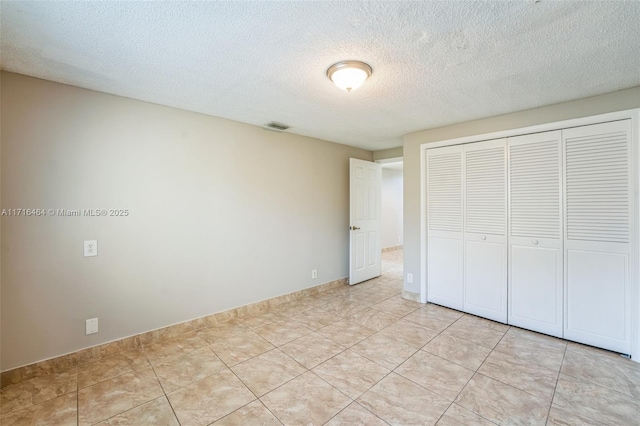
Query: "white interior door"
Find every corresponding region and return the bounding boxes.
[563,120,633,354]
[463,139,508,323]
[426,145,464,310]
[508,131,563,337]
[349,158,381,285]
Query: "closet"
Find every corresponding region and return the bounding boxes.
[426,118,634,354]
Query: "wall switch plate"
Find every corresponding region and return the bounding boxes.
[312,269,318,279]
[84,240,98,257]
[407,273,414,284]
[86,318,98,335]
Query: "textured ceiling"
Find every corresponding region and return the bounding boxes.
[1,1,639,151]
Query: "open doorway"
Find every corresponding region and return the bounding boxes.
[348,157,403,285]
[379,159,403,278]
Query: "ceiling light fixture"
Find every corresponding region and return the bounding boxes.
[327,61,372,92]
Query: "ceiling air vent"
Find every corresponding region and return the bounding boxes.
[264,121,290,131]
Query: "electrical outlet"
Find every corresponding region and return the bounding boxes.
[84,240,98,257]
[407,273,414,284]
[86,318,98,335]
[312,269,318,279]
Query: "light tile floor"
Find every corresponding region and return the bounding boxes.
[2,249,640,425]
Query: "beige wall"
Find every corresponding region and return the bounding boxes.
[403,86,640,294]
[0,72,372,370]
[381,168,403,249]
[373,147,402,161]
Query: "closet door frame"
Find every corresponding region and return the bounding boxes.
[419,108,640,361]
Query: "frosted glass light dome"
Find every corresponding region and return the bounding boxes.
[327,61,372,92]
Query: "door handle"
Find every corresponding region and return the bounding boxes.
[532,239,539,245]
[350,226,360,230]
[481,235,487,241]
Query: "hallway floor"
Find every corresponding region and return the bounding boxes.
[2,249,640,425]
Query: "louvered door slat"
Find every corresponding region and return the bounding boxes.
[465,147,505,235]
[428,150,462,232]
[509,139,560,239]
[565,124,630,243]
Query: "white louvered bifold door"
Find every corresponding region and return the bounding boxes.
[426,145,464,310]
[463,139,508,323]
[508,131,563,337]
[563,120,633,354]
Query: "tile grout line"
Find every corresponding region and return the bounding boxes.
[275,283,406,423]
[556,348,640,400]
[208,342,274,370]
[455,331,509,425]
[231,302,382,369]
[491,334,567,372]
[251,323,390,425]
[544,342,567,425]
[321,394,388,425]
[322,300,459,408]
[348,358,399,421]
[346,336,420,373]
[233,347,310,407]
[433,402,454,425]
[203,347,269,421]
[394,325,493,425]
[90,395,171,426]
[184,344,281,425]
[349,401,392,425]
[479,339,562,402]
[0,368,78,417]
[312,280,402,424]
[473,346,558,405]
[507,326,568,349]
[354,400,392,425]
[405,312,500,425]
[79,362,174,426]
[148,358,182,426]
[547,346,616,425]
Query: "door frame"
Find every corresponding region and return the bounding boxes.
[419,108,640,360]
